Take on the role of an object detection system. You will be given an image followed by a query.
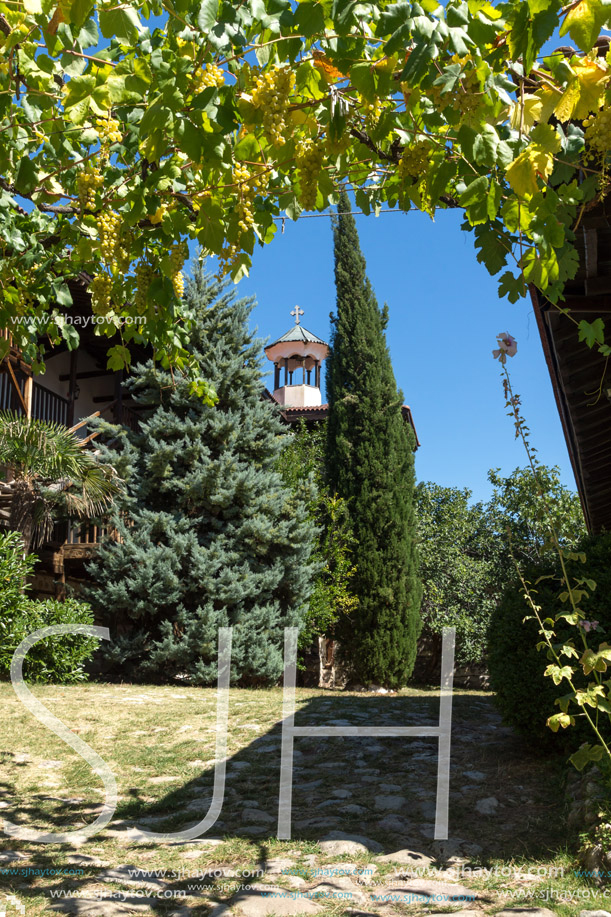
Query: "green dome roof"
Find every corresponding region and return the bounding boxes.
[267,325,327,347]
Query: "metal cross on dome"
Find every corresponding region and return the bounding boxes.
[291,306,304,325]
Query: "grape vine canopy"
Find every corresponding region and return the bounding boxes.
[1,0,611,376]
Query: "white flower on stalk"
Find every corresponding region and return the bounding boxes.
[492,332,518,364]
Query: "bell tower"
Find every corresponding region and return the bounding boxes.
[264,308,329,408]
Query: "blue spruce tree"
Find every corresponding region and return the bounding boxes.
[87,266,316,685]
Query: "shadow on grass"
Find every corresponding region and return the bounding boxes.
[0,692,571,913]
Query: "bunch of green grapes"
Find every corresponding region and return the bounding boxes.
[134,261,155,314]
[585,108,611,155]
[76,166,103,211]
[361,97,382,131]
[193,62,225,90]
[116,224,133,273]
[249,165,270,193]
[95,116,123,145]
[233,162,271,233]
[14,267,35,314]
[90,273,113,315]
[457,92,482,127]
[173,271,185,298]
[217,242,239,278]
[398,141,431,180]
[16,269,35,315]
[98,211,121,267]
[169,243,187,298]
[424,81,453,114]
[296,138,324,210]
[452,71,485,127]
[233,162,255,233]
[251,65,295,146]
[16,289,34,313]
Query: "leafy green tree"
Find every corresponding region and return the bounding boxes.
[415,468,585,675]
[326,192,421,689]
[0,411,121,552]
[277,420,358,651]
[86,264,316,685]
[2,0,610,373]
[415,482,501,671]
[488,465,586,565]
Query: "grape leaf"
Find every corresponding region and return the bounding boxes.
[107,344,132,371]
[506,147,554,198]
[99,6,142,43]
[198,0,219,31]
[559,0,609,52]
[578,317,605,348]
[569,742,604,771]
[498,270,526,302]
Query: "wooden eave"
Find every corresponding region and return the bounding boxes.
[531,197,611,533]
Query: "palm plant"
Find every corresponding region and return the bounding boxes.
[0,411,122,553]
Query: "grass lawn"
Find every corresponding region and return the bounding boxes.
[0,683,600,916]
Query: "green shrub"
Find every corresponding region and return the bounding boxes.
[1,598,98,684]
[0,530,36,613]
[488,531,611,749]
[0,530,98,684]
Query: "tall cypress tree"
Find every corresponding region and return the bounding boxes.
[326,192,422,688]
[87,265,316,685]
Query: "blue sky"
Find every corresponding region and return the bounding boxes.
[226,206,577,504]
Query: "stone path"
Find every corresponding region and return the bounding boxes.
[0,691,578,916]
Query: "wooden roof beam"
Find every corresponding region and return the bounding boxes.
[561,295,611,312]
[584,227,598,281]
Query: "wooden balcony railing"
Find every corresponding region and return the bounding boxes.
[118,404,140,432]
[0,367,26,412]
[1,373,70,423]
[66,521,102,546]
[32,382,69,426]
[48,519,123,558]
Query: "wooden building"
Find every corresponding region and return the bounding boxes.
[0,275,144,597]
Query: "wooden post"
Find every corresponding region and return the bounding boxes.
[23,368,33,419]
[6,360,28,415]
[53,550,66,600]
[113,370,124,424]
[67,350,78,426]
